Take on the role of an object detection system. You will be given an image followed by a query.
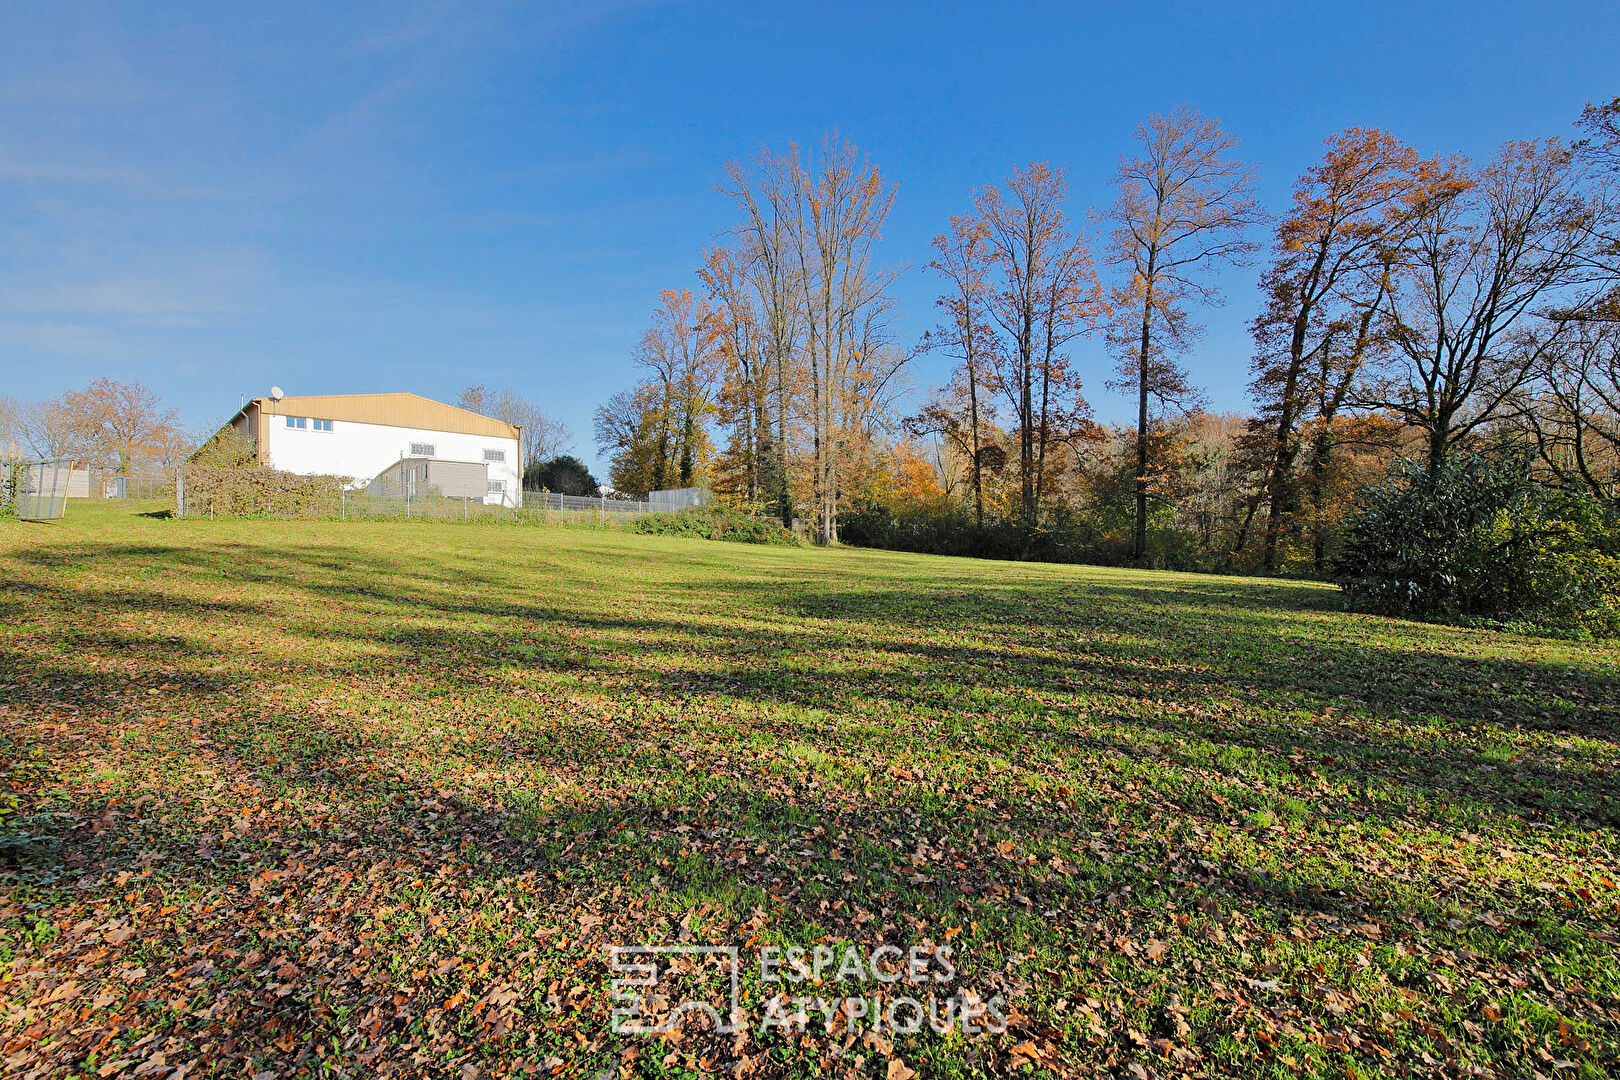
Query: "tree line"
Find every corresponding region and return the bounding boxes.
[596,100,1620,575]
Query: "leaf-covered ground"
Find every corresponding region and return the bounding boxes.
[2,502,1618,1080]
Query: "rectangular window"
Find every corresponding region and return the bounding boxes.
[483,448,506,463]
[313,418,333,432]
[487,480,505,493]
[285,416,306,429]
[410,441,435,457]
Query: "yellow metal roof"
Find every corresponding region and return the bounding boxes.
[243,393,520,440]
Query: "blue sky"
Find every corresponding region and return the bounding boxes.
[2,1,1616,472]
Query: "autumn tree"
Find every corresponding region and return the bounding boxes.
[593,385,668,497]
[877,437,948,510]
[1107,105,1261,562]
[920,213,998,524]
[1247,129,1462,571]
[1364,140,1591,471]
[594,291,721,496]
[976,163,1107,524]
[701,246,773,505]
[789,134,901,543]
[717,147,806,527]
[53,378,186,474]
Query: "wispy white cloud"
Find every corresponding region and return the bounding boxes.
[0,251,271,327]
[0,320,125,356]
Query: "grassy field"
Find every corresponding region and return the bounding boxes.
[3,502,1618,1079]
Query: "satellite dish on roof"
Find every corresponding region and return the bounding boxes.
[269,385,285,401]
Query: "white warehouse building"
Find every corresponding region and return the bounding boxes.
[217,392,524,506]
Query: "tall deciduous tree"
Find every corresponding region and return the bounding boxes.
[922,213,998,525]
[1366,140,1591,470]
[1574,97,1620,316]
[642,289,722,490]
[790,133,900,544]
[1108,105,1260,562]
[977,163,1107,524]
[719,147,806,528]
[1247,128,1461,571]
[593,291,722,497]
[701,246,771,505]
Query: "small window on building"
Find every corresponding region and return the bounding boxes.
[313,418,333,432]
[483,448,506,463]
[410,441,436,457]
[286,415,306,429]
[487,480,505,494]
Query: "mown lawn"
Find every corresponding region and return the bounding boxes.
[2,501,1618,1080]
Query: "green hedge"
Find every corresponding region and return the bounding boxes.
[628,505,802,546]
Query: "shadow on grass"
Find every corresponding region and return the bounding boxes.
[5,537,1618,831]
[6,528,1620,1077]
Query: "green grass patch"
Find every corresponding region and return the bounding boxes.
[2,501,1617,1078]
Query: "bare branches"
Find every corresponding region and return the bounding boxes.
[1107,105,1260,560]
[1365,139,1592,467]
[975,162,1106,522]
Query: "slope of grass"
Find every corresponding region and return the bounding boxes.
[2,502,1617,1079]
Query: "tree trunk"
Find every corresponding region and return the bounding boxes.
[1133,270,1155,563]
[1427,418,1449,473]
[968,356,983,528]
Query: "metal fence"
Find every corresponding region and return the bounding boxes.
[166,471,715,524]
[524,491,654,516]
[649,487,710,512]
[15,459,71,520]
[105,474,176,500]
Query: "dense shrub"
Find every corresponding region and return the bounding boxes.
[629,504,802,546]
[181,465,347,517]
[1334,455,1620,636]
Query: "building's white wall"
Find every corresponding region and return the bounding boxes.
[263,415,521,505]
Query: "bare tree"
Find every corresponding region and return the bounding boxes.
[1108,105,1261,562]
[1365,140,1592,469]
[456,385,572,467]
[1523,320,1620,501]
[977,163,1107,524]
[0,395,25,456]
[1574,97,1620,317]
